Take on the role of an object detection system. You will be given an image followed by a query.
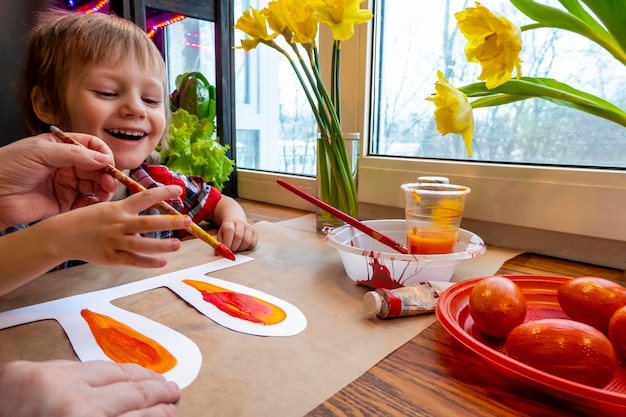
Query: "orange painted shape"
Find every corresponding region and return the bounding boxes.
[80,309,177,374]
[183,279,287,325]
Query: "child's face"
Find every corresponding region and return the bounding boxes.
[64,57,166,170]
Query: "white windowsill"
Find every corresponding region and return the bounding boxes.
[237,157,626,270]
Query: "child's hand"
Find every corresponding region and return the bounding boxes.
[212,195,258,252]
[217,219,258,252]
[56,185,191,268]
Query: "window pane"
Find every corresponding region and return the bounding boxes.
[233,0,317,176]
[371,0,626,168]
[164,18,216,92]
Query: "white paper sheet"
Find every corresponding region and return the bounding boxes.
[0,255,308,388]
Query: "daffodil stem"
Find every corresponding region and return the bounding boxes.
[308,45,358,218]
[332,41,342,123]
[308,50,343,138]
[283,43,332,139]
[280,43,356,218]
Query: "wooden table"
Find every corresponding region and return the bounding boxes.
[2,199,624,416]
[239,200,626,417]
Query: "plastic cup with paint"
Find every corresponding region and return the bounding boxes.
[400,183,470,255]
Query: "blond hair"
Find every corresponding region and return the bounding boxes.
[21,9,169,162]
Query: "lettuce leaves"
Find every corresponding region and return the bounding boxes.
[159,72,234,191]
[159,109,234,191]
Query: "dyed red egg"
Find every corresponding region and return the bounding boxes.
[506,318,617,388]
[557,276,626,334]
[608,305,626,360]
[468,276,526,338]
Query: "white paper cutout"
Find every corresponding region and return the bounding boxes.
[0,255,308,388]
[168,277,307,337]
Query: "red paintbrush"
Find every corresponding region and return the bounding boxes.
[51,126,236,261]
[276,179,409,254]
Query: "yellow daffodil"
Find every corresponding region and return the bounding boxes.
[234,7,278,51]
[426,71,475,157]
[455,2,522,89]
[264,1,292,41]
[308,0,373,41]
[278,0,318,45]
[425,1,626,158]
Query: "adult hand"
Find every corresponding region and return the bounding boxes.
[0,132,117,230]
[0,359,180,417]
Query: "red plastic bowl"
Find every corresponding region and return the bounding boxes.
[436,275,626,415]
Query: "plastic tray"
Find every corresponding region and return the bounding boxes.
[436,275,626,415]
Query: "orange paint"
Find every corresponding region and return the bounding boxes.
[183,279,286,325]
[80,309,177,374]
[407,228,457,254]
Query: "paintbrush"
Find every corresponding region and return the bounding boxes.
[276,179,409,254]
[50,126,236,261]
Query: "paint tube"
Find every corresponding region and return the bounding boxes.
[363,281,453,319]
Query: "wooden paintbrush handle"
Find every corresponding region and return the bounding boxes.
[277,179,409,254]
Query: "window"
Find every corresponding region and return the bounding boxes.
[233,0,318,177]
[370,0,626,166]
[235,1,625,268]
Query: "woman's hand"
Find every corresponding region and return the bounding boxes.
[0,360,180,417]
[0,132,116,230]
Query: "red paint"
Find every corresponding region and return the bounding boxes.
[200,291,272,324]
[183,279,286,325]
[215,242,236,261]
[358,256,403,289]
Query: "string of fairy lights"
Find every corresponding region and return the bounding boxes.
[65,0,186,38]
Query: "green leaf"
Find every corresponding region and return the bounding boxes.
[468,94,530,108]
[460,77,626,128]
[159,109,233,190]
[512,0,598,34]
[557,0,608,37]
[511,0,626,65]
[580,0,626,57]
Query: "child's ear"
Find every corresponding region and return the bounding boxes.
[31,86,59,125]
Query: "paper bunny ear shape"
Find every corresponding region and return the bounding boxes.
[0,256,308,389]
[0,294,202,389]
[166,276,307,337]
[64,302,202,389]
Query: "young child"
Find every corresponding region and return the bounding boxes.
[20,9,258,258]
